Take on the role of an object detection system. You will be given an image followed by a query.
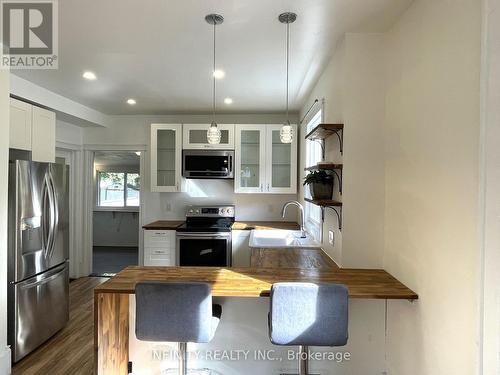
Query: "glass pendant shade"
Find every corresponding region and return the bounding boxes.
[280,123,293,143]
[207,122,222,144]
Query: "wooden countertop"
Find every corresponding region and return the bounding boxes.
[94,266,418,300]
[142,220,300,230]
[231,221,300,230]
[142,220,185,230]
[250,247,340,270]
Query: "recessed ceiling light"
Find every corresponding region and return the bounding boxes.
[127,98,136,105]
[82,71,96,80]
[224,97,233,105]
[213,69,225,79]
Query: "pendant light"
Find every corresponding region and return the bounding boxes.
[279,12,297,144]
[206,14,224,144]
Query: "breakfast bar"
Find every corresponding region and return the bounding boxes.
[94,257,417,375]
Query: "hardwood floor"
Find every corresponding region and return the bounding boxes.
[12,277,108,375]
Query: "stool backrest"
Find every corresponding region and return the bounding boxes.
[269,282,348,346]
[135,281,214,343]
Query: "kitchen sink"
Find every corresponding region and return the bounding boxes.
[249,230,321,249]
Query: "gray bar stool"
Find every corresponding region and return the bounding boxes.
[269,282,348,375]
[135,281,222,375]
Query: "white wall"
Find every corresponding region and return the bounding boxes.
[383,1,481,374]
[299,33,387,269]
[299,37,345,263]
[93,212,139,247]
[480,0,500,373]
[0,71,11,374]
[56,120,83,146]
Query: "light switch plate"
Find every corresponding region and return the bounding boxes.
[328,230,334,245]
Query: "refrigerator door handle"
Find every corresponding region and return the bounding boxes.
[46,170,58,261]
[19,263,66,289]
[43,173,56,261]
[50,170,59,260]
[40,176,49,256]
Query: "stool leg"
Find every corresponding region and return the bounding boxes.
[298,345,309,375]
[179,342,188,375]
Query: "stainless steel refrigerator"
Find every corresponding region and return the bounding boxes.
[7,156,69,362]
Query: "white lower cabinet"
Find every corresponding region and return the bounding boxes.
[144,230,175,266]
[231,230,251,267]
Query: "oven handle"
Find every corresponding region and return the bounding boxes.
[176,232,232,238]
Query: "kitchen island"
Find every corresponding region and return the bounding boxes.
[94,251,417,374]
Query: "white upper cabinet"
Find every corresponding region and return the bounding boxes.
[9,98,56,163]
[31,106,56,163]
[235,125,266,193]
[150,124,182,192]
[9,98,32,151]
[234,124,297,194]
[266,124,297,194]
[183,123,234,149]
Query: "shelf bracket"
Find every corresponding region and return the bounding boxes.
[321,206,343,231]
[312,139,326,161]
[331,169,342,194]
[334,129,343,154]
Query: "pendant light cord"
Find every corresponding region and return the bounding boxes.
[212,20,216,125]
[285,21,290,125]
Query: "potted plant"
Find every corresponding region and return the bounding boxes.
[303,170,334,200]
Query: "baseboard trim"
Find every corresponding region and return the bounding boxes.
[0,346,11,375]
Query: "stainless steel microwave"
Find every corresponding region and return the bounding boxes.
[182,150,234,179]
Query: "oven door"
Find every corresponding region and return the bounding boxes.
[182,150,234,179]
[176,232,232,267]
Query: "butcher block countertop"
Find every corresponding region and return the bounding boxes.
[142,220,300,230]
[95,266,417,300]
[231,221,300,230]
[142,220,185,230]
[250,247,340,270]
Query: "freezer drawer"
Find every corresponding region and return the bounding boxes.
[10,262,69,362]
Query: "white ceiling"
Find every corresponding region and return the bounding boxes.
[13,0,412,115]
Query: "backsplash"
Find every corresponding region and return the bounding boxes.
[141,179,298,223]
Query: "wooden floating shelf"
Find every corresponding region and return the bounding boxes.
[305,123,344,141]
[304,198,342,207]
[304,163,343,171]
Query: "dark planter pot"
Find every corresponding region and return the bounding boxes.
[309,177,334,200]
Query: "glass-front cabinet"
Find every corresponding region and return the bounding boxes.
[235,125,266,193]
[150,124,182,192]
[235,124,297,194]
[266,124,297,194]
[183,124,235,149]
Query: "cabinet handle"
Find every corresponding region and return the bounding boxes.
[260,184,263,192]
[267,183,270,191]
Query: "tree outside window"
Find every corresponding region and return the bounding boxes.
[97,171,140,207]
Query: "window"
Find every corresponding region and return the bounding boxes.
[97,171,140,208]
[304,109,323,240]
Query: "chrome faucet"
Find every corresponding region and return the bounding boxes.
[282,201,307,238]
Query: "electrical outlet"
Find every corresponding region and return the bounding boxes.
[328,230,334,245]
[164,202,172,212]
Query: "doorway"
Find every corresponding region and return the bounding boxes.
[91,151,141,276]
